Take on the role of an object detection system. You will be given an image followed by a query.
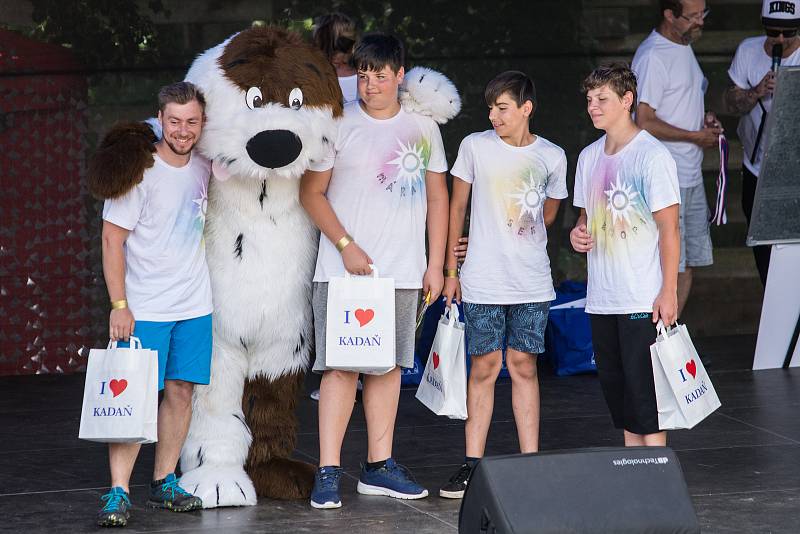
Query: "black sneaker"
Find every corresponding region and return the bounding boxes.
[439,463,473,499]
[147,473,202,512]
[97,487,131,527]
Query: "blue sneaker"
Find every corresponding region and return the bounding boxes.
[357,458,428,499]
[97,486,131,527]
[147,473,202,512]
[311,466,343,509]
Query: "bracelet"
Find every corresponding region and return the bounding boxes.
[444,268,459,278]
[335,234,353,252]
[111,299,128,310]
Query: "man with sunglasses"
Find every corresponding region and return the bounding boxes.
[725,0,800,286]
[632,0,720,323]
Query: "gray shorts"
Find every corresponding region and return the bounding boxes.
[679,184,713,272]
[311,282,419,373]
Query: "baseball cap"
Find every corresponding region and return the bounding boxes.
[762,0,800,28]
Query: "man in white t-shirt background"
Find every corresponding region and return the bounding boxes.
[95,82,212,527]
[725,0,800,286]
[632,0,721,320]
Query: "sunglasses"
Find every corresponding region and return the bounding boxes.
[765,28,798,38]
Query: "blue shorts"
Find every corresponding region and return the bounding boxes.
[463,302,550,357]
[118,314,212,390]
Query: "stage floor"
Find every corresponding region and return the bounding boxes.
[1,334,799,533]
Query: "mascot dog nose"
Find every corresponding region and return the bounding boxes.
[246,129,303,169]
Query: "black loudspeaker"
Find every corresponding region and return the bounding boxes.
[458,447,699,534]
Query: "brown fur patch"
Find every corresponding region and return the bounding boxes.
[87,122,156,199]
[219,27,343,118]
[242,373,315,499]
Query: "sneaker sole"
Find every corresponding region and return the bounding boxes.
[310,499,342,509]
[356,481,428,499]
[438,488,465,499]
[146,500,202,512]
[97,513,129,527]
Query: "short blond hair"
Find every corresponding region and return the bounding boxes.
[157,81,206,113]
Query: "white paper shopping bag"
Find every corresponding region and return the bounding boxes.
[325,266,396,374]
[651,322,721,430]
[78,337,159,443]
[416,305,468,420]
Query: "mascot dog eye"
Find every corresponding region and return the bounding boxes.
[245,87,263,109]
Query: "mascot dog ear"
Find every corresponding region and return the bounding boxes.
[88,121,157,200]
[399,66,462,124]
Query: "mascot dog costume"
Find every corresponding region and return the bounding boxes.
[89,26,460,508]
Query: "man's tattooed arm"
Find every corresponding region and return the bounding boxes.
[725,85,760,116]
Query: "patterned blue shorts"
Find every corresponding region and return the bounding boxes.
[462,302,550,357]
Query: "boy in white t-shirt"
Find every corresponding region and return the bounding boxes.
[439,71,568,499]
[300,33,449,509]
[571,63,680,448]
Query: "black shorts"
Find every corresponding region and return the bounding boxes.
[589,313,659,435]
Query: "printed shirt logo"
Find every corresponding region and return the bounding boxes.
[378,136,431,197]
[509,169,547,223]
[605,176,640,228]
[192,176,208,232]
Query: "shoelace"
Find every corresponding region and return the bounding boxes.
[101,490,130,512]
[161,477,192,499]
[384,461,419,484]
[448,464,472,485]
[317,469,341,491]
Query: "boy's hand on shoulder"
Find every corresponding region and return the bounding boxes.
[570,224,594,253]
[423,267,444,303]
[652,288,677,326]
[442,276,461,306]
[342,242,373,276]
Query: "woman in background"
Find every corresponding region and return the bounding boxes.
[313,12,358,105]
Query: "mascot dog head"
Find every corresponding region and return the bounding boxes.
[186,26,343,182]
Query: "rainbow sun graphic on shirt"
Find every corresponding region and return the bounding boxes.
[509,170,546,222]
[192,178,208,233]
[387,139,427,184]
[604,176,639,226]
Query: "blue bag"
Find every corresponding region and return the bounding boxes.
[545,281,596,376]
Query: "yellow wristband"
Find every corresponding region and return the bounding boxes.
[444,269,459,278]
[111,299,128,310]
[335,234,353,252]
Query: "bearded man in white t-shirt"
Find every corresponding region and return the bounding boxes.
[725,0,800,286]
[92,82,212,527]
[632,0,721,319]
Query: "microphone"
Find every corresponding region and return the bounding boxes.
[772,43,783,72]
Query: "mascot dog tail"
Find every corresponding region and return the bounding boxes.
[87,121,157,200]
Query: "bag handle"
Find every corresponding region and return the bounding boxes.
[107,336,143,350]
[343,264,379,279]
[445,303,460,326]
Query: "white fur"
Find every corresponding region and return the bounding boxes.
[179,464,257,508]
[177,35,334,508]
[399,66,461,124]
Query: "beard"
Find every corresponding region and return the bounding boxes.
[164,136,196,156]
[681,25,703,44]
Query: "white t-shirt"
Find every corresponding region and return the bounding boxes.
[310,102,448,288]
[102,153,213,321]
[632,30,706,188]
[573,131,681,314]
[452,131,568,304]
[728,36,800,176]
[338,74,358,105]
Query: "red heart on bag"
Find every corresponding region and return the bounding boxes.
[354,308,374,327]
[685,360,697,379]
[109,379,128,397]
[433,352,440,369]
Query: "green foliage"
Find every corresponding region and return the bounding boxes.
[28,0,170,68]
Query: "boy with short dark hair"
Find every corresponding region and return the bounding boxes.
[571,63,680,448]
[300,33,449,509]
[439,70,568,499]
